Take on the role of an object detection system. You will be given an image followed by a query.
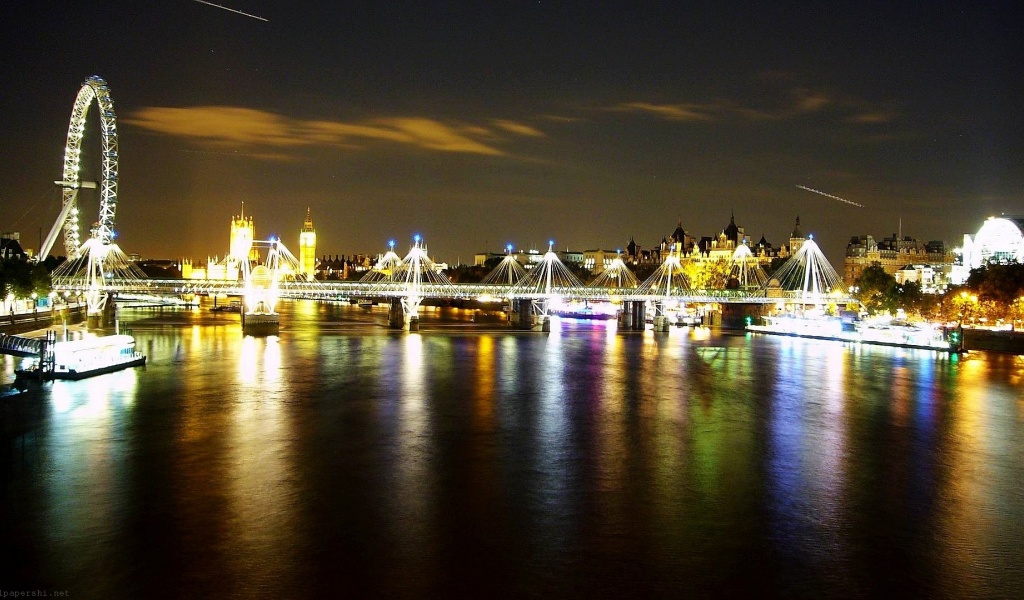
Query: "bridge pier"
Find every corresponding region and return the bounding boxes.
[633,301,647,330]
[719,303,764,330]
[241,311,280,336]
[402,296,423,331]
[87,298,116,329]
[510,299,532,330]
[388,298,404,329]
[617,302,631,330]
[387,296,423,331]
[617,300,648,331]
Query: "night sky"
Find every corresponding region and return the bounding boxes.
[2,1,1021,265]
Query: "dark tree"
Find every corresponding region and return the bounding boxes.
[854,263,896,314]
[968,263,1024,306]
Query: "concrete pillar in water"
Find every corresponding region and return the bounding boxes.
[618,302,633,330]
[653,315,670,332]
[720,303,765,329]
[512,299,534,330]
[633,302,647,330]
[241,312,280,336]
[408,315,419,331]
[388,298,404,329]
[88,299,115,329]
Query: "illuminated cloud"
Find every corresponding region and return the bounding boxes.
[791,88,831,113]
[847,111,895,124]
[124,106,511,157]
[612,102,716,122]
[374,117,504,154]
[492,119,545,137]
[541,114,585,123]
[611,83,895,126]
[125,107,306,147]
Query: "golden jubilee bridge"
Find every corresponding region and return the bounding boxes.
[50,235,856,332]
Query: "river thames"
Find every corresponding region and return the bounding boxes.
[2,301,1023,598]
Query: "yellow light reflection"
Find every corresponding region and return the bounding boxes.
[594,333,627,498]
[934,354,997,595]
[238,336,258,384]
[392,332,434,570]
[44,378,119,557]
[262,336,282,384]
[473,335,496,431]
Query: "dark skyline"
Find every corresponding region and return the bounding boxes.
[1,2,1021,265]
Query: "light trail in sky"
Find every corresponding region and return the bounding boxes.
[190,0,268,22]
[796,185,865,208]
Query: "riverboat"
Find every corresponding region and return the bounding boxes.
[210,302,242,313]
[17,334,147,381]
[747,315,956,352]
[552,306,616,320]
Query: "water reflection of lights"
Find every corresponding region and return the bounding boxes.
[40,367,141,555]
[235,335,284,388]
[592,332,629,516]
[811,343,848,537]
[535,327,572,532]
[497,336,519,398]
[604,318,618,341]
[402,333,425,401]
[398,333,429,449]
[934,352,1017,589]
[393,332,434,560]
[473,335,496,429]
[767,336,810,543]
[293,299,319,319]
[239,335,258,383]
[226,341,296,587]
[51,382,75,414]
[50,369,139,416]
[263,336,282,384]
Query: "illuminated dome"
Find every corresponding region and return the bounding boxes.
[967,216,1024,268]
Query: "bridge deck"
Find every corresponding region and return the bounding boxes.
[53,278,855,306]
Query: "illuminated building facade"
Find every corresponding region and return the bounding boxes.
[185,205,261,281]
[472,214,801,279]
[962,216,1024,268]
[583,249,622,274]
[844,233,953,289]
[630,214,797,270]
[229,207,260,264]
